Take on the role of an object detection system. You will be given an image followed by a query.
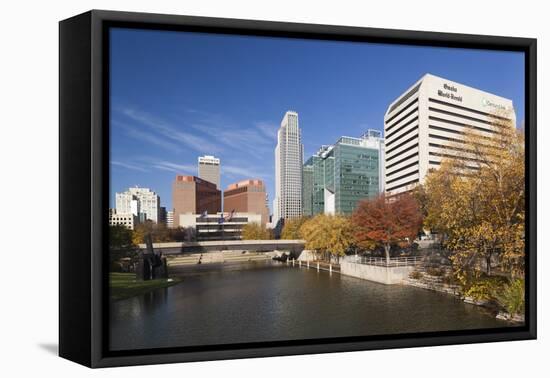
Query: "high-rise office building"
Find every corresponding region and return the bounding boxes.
[384,73,516,197]
[115,187,160,223]
[172,175,221,228]
[302,164,314,217]
[303,130,384,216]
[304,152,328,216]
[115,192,138,215]
[198,155,221,188]
[166,210,174,229]
[223,179,270,225]
[274,111,304,223]
[159,206,167,225]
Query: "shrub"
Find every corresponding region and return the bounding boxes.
[441,274,457,285]
[426,267,445,277]
[463,276,507,301]
[495,279,525,316]
[241,223,272,240]
[409,271,423,280]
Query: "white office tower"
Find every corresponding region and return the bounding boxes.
[116,192,136,215]
[274,110,304,222]
[198,155,221,188]
[166,210,174,229]
[115,187,160,223]
[384,73,516,197]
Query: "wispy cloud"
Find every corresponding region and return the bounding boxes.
[119,107,223,154]
[111,157,197,175]
[255,121,278,139]
[113,106,277,182]
[194,123,270,150]
[223,164,268,180]
[113,120,181,153]
[188,117,277,157]
[111,160,149,172]
[152,161,196,174]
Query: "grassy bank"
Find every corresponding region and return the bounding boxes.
[109,272,182,301]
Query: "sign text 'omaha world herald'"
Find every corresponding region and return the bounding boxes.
[437,83,463,102]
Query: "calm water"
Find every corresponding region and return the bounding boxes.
[110,261,511,351]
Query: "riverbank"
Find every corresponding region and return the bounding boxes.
[315,259,524,325]
[110,260,510,351]
[277,258,340,273]
[403,270,525,324]
[109,272,182,301]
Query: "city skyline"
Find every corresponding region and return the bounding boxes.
[109,28,525,211]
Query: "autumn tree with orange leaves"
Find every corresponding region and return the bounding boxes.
[352,193,423,264]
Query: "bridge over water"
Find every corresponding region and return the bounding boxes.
[138,239,306,255]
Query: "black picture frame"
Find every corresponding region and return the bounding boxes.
[59,9,537,368]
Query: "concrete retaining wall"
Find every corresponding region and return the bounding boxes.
[340,261,415,285]
[296,250,316,262]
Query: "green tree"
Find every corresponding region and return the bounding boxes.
[110,224,135,251]
[109,225,137,268]
[299,214,355,262]
[280,216,309,239]
[132,221,153,245]
[132,222,194,243]
[241,223,273,240]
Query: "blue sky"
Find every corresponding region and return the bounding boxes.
[109,28,525,212]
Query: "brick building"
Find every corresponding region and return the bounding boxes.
[223,179,269,225]
[172,175,221,227]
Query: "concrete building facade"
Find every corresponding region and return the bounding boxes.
[179,212,262,241]
[223,179,270,225]
[274,110,304,223]
[198,155,221,189]
[115,187,160,223]
[384,73,516,197]
[172,175,221,227]
[109,213,137,230]
[166,210,174,229]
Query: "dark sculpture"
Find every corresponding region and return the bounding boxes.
[136,233,168,280]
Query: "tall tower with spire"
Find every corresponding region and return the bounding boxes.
[274,110,304,223]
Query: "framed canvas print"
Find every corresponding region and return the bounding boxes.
[59,10,537,368]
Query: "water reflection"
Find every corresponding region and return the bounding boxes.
[110,261,512,351]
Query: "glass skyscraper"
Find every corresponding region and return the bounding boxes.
[302,164,314,217]
[302,130,384,216]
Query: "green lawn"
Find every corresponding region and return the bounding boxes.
[109,272,182,301]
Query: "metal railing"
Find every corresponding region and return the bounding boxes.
[354,256,423,267]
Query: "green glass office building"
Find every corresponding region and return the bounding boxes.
[302,130,384,216]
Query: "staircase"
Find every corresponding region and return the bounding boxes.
[166,251,270,267]
[403,265,461,296]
